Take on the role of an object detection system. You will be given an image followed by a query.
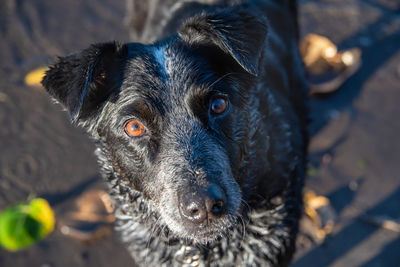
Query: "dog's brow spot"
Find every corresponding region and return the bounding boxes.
[153,46,168,81]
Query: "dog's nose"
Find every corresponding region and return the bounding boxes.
[179,184,226,223]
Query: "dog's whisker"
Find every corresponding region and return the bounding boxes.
[144,216,163,265]
[239,214,247,242]
[241,199,252,212]
[160,224,168,241]
[147,216,162,247]
[207,72,237,89]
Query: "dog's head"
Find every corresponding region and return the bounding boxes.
[42,10,268,243]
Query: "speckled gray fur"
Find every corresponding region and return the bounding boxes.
[42,0,308,266]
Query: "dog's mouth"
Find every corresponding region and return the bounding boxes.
[165,212,238,243]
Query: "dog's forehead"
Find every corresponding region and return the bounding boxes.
[111,41,222,120]
[122,41,213,95]
[147,43,184,84]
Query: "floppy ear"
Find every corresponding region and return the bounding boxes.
[42,42,127,122]
[178,8,268,76]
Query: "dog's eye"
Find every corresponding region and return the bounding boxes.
[210,97,228,115]
[125,119,145,137]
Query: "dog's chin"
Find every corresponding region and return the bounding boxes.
[166,215,237,244]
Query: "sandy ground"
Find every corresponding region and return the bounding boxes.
[0,0,399,266]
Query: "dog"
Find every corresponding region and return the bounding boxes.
[42,0,308,266]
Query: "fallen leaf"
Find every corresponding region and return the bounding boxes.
[24,67,48,87]
[58,189,114,243]
[307,165,318,177]
[302,190,336,243]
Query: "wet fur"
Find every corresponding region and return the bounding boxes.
[42,0,308,266]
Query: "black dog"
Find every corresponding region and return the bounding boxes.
[42,0,308,266]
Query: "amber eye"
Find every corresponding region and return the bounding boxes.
[210,97,228,115]
[125,120,145,137]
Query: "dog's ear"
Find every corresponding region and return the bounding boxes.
[178,8,268,76]
[42,42,127,122]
